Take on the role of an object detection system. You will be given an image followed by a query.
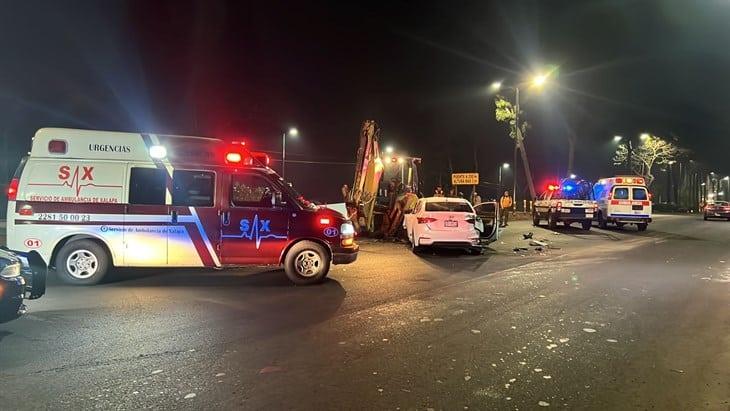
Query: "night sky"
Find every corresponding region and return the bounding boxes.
[1,0,729,203]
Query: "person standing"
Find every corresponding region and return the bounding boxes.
[470,191,481,205]
[499,190,513,227]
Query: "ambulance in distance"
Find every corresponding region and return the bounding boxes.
[592,176,652,231]
[5,128,358,285]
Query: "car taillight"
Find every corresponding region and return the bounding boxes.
[417,217,437,224]
[6,178,18,200]
[642,201,651,206]
[610,200,620,205]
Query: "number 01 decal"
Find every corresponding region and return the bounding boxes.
[24,238,42,249]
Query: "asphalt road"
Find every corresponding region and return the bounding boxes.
[1,215,728,410]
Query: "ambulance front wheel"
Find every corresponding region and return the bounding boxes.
[284,241,331,285]
[55,240,110,285]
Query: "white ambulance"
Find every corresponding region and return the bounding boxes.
[592,176,652,231]
[5,128,359,285]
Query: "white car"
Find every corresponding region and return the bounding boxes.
[403,197,499,253]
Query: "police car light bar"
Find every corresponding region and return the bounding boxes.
[149,145,167,159]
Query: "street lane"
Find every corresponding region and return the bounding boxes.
[1,215,728,409]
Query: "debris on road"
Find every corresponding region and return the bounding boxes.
[538,400,551,407]
[150,369,163,375]
[184,393,196,399]
[470,329,481,334]
[523,232,534,240]
[670,369,685,374]
[583,328,597,333]
[529,240,548,247]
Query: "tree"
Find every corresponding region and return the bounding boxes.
[494,95,537,199]
[613,134,680,187]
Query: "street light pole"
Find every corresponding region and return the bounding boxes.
[513,87,520,208]
[281,131,287,179]
[281,128,298,180]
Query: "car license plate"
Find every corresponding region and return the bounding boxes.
[444,220,458,227]
[632,205,643,210]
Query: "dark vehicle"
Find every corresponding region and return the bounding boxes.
[703,201,730,221]
[0,248,46,323]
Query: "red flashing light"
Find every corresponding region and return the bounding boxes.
[319,217,331,225]
[226,152,242,163]
[48,139,67,154]
[231,141,246,146]
[417,217,438,224]
[636,178,644,185]
[547,184,559,191]
[6,178,18,200]
[615,178,623,183]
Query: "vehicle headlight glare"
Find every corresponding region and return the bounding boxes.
[0,263,21,279]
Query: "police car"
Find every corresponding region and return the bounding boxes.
[5,128,358,285]
[533,179,596,230]
[592,176,652,231]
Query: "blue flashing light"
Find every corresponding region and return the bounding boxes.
[563,185,574,192]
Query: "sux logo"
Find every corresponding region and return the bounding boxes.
[59,165,94,181]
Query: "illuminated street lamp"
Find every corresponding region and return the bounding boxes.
[281,127,298,179]
[385,145,394,154]
[640,133,650,141]
[499,162,510,186]
[531,73,548,88]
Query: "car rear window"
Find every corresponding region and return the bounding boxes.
[425,201,472,212]
[613,187,629,200]
[632,188,648,200]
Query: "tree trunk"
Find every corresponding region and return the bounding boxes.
[516,139,537,199]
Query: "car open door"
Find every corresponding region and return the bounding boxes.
[473,202,500,244]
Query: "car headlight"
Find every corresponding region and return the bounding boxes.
[0,263,21,279]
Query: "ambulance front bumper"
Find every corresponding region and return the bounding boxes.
[332,243,359,265]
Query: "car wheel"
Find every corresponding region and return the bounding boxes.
[410,231,421,253]
[637,223,648,232]
[55,239,110,285]
[548,212,557,229]
[284,241,331,285]
[598,211,608,229]
[582,220,592,230]
[532,212,540,226]
[468,247,483,255]
[703,215,708,221]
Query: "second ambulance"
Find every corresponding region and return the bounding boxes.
[592,176,652,231]
[6,128,358,285]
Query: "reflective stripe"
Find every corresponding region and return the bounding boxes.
[189,206,221,267]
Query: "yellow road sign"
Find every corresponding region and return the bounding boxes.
[451,173,479,185]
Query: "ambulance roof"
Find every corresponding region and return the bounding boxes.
[29,128,263,168]
[596,176,647,186]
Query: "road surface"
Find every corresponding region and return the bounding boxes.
[1,215,728,409]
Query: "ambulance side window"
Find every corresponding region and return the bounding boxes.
[172,170,215,207]
[129,168,167,205]
[231,174,275,208]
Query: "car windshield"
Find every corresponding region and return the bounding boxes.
[425,201,473,212]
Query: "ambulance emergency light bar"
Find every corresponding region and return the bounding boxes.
[146,140,270,168]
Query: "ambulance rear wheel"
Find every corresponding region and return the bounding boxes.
[55,240,110,285]
[532,212,540,226]
[582,220,592,230]
[284,241,331,285]
[637,223,648,232]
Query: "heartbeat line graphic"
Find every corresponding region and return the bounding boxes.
[29,167,122,196]
[221,214,287,249]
